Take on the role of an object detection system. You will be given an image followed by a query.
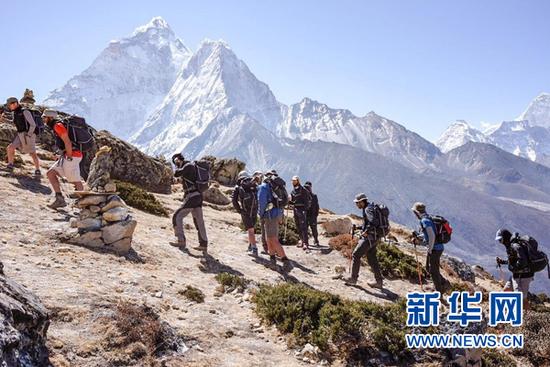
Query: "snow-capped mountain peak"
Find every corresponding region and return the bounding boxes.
[518,92,550,128]
[130,38,283,156]
[435,120,487,153]
[44,17,191,139]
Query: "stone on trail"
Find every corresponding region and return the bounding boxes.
[100,195,126,212]
[76,195,107,208]
[102,218,137,244]
[102,207,129,222]
[106,237,132,254]
[77,218,102,231]
[71,230,104,248]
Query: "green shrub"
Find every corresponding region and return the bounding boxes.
[529,293,550,313]
[215,272,249,292]
[505,312,550,366]
[252,283,412,362]
[114,180,168,217]
[178,285,205,303]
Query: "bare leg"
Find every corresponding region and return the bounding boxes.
[30,153,40,170]
[47,169,62,193]
[247,228,256,245]
[267,237,287,258]
[72,181,84,191]
[7,144,15,164]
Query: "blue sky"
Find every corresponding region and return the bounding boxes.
[2,0,549,141]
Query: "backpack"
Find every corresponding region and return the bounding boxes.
[193,160,211,193]
[430,215,453,244]
[238,178,257,216]
[269,176,288,209]
[26,109,45,135]
[61,116,95,152]
[518,236,549,276]
[372,204,390,236]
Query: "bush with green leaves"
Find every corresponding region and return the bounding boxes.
[178,285,205,303]
[481,349,516,367]
[215,272,249,292]
[114,180,168,217]
[252,283,412,362]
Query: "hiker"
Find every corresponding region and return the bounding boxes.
[42,110,85,208]
[411,202,450,294]
[304,181,320,246]
[232,170,259,256]
[252,171,269,254]
[4,97,41,175]
[344,193,384,288]
[290,176,312,250]
[258,170,292,271]
[494,229,548,310]
[171,153,208,251]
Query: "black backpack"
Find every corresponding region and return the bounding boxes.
[193,160,211,193]
[373,204,390,236]
[269,176,288,209]
[238,178,257,216]
[518,236,549,277]
[430,215,453,244]
[26,109,45,135]
[61,116,95,152]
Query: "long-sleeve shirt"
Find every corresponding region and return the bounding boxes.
[419,214,444,252]
[290,185,311,209]
[257,182,282,219]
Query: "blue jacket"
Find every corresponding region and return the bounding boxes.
[420,215,444,252]
[257,182,283,219]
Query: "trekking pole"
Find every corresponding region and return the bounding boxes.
[412,233,424,291]
[349,225,356,274]
[283,206,289,244]
[497,262,504,284]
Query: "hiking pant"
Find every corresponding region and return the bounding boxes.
[351,235,382,281]
[427,250,447,293]
[293,207,309,246]
[172,192,208,246]
[307,215,319,244]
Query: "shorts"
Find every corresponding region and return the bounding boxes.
[49,156,82,183]
[504,276,533,298]
[11,133,36,154]
[263,215,281,238]
[241,214,257,230]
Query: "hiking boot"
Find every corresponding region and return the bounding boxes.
[344,277,358,286]
[367,280,384,289]
[193,244,208,252]
[269,255,277,269]
[314,242,320,247]
[169,240,186,248]
[247,244,252,253]
[250,245,258,257]
[48,195,67,209]
[282,258,293,272]
[5,163,14,172]
[34,169,41,176]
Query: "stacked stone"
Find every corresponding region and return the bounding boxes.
[70,145,136,254]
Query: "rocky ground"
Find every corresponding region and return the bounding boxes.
[0,150,509,367]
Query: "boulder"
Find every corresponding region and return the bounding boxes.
[86,145,113,190]
[76,195,107,208]
[106,237,132,254]
[77,218,102,231]
[0,274,50,366]
[102,207,129,222]
[321,217,353,236]
[443,256,476,283]
[201,156,246,186]
[102,218,137,245]
[203,186,231,205]
[89,205,101,213]
[71,230,104,248]
[100,195,126,212]
[0,123,16,146]
[79,208,97,220]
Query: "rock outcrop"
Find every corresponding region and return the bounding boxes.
[0,273,50,366]
[203,185,231,206]
[321,217,353,236]
[202,156,245,187]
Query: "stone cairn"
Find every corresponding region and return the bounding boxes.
[70,146,137,254]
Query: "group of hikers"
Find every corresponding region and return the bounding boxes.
[3,95,548,309]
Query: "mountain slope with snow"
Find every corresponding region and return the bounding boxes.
[278,98,441,169]
[435,120,487,153]
[518,92,550,128]
[43,17,191,139]
[130,40,284,157]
